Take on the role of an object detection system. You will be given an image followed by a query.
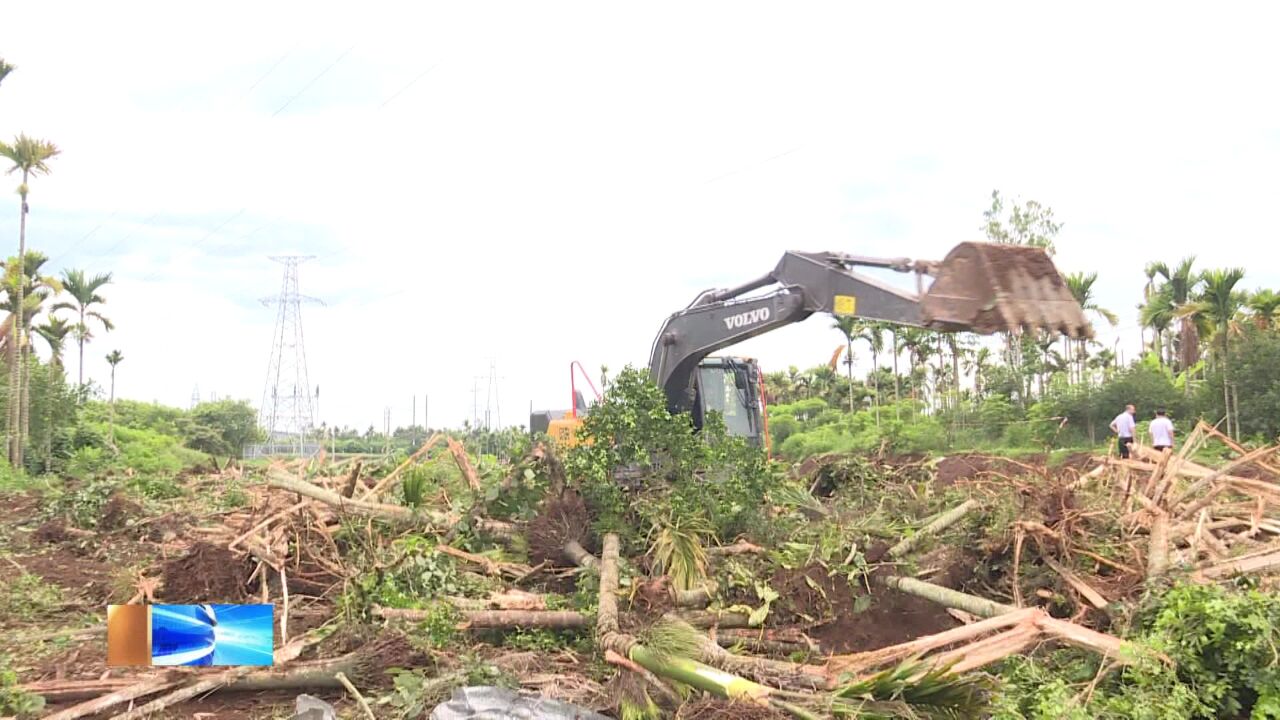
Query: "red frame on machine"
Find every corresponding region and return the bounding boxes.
[569,361,602,419]
[757,364,771,458]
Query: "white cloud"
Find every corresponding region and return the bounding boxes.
[1,2,1278,430]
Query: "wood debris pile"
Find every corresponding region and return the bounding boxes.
[1075,420,1280,586]
[29,422,1280,718]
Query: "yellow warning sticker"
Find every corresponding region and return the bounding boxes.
[833,295,857,316]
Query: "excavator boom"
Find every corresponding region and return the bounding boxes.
[533,241,1090,451]
[649,242,1090,444]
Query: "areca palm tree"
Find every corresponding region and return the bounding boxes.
[1064,272,1118,384]
[106,349,123,447]
[1140,291,1175,365]
[0,133,60,467]
[964,346,993,398]
[1179,268,1246,437]
[1246,289,1280,330]
[897,328,931,410]
[1145,257,1201,370]
[35,316,71,466]
[832,316,859,413]
[863,322,886,422]
[53,269,113,387]
[1,252,61,465]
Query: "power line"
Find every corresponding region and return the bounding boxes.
[244,44,300,97]
[379,63,439,109]
[47,211,118,266]
[270,44,357,118]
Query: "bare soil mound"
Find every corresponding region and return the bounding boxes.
[33,520,73,544]
[99,492,141,531]
[159,541,251,603]
[769,565,958,654]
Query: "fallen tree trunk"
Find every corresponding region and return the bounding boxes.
[692,631,831,691]
[1194,549,1280,580]
[359,433,444,500]
[270,471,452,526]
[103,631,324,720]
[1147,511,1171,578]
[374,605,589,629]
[596,534,776,708]
[884,499,979,561]
[461,611,589,630]
[707,541,766,557]
[563,540,599,569]
[269,471,514,538]
[42,674,188,720]
[879,575,1018,619]
[446,436,483,492]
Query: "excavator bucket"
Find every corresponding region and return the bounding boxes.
[920,242,1093,338]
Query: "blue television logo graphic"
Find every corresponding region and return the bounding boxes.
[150,604,273,666]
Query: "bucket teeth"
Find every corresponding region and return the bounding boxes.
[920,242,1093,338]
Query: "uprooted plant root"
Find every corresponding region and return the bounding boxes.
[527,488,593,566]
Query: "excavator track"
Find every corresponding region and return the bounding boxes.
[920,242,1093,338]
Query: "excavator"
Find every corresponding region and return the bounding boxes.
[530,241,1092,449]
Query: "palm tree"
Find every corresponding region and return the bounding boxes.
[1064,272,1118,384]
[0,134,60,467]
[106,349,123,447]
[0,59,13,89]
[1179,268,1246,437]
[35,316,71,466]
[964,346,993,398]
[0,252,61,465]
[897,328,931,411]
[53,269,113,387]
[1140,291,1175,365]
[860,322,885,423]
[1246,289,1280,330]
[1145,257,1201,371]
[889,327,902,419]
[832,316,859,413]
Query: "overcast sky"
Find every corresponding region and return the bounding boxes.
[1,2,1278,432]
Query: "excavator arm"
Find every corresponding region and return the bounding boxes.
[650,242,1091,418]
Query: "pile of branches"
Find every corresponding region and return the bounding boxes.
[34,425,1202,719]
[1079,420,1280,585]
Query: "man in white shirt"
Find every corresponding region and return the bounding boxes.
[1150,409,1175,452]
[1110,404,1136,458]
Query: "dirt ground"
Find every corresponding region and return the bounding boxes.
[768,564,959,655]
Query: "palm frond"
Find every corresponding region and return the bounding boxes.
[648,516,712,592]
[0,133,61,178]
[833,659,994,718]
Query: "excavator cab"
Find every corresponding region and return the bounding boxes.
[689,356,766,447]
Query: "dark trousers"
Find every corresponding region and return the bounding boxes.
[1118,436,1133,459]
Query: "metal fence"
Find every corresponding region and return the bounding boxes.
[244,442,323,459]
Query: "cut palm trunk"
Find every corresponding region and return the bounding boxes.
[881,498,979,561]
[1146,511,1171,578]
[879,575,1017,618]
[374,605,589,629]
[596,533,776,708]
